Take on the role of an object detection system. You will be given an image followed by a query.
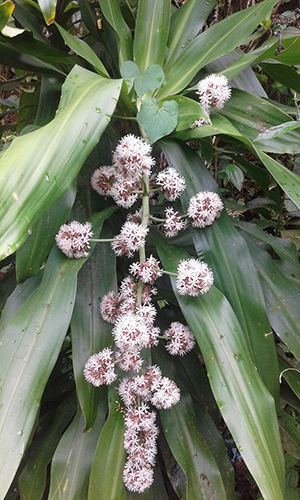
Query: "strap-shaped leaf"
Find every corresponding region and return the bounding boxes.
[0,66,122,260]
[0,210,111,499]
[48,401,107,499]
[158,0,278,99]
[167,0,215,66]
[88,386,127,500]
[160,140,279,401]
[99,0,132,67]
[134,0,170,73]
[155,240,285,500]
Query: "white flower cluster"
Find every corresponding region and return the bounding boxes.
[176,258,214,296]
[196,74,231,113]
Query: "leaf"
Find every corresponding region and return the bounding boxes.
[48,401,107,500]
[279,410,300,460]
[166,95,209,132]
[260,34,300,65]
[254,121,300,142]
[37,0,56,25]
[55,22,109,77]
[99,0,132,66]
[0,65,122,260]
[18,396,76,500]
[16,185,76,283]
[137,98,178,144]
[134,0,170,73]
[225,163,244,190]
[160,140,279,401]
[88,386,127,500]
[166,0,215,66]
[72,228,117,429]
[155,241,285,500]
[260,62,300,94]
[160,393,227,499]
[0,0,14,32]
[121,61,165,98]
[158,0,278,99]
[0,210,111,499]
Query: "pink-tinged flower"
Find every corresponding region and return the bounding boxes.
[126,208,143,224]
[136,303,157,327]
[55,221,93,259]
[110,179,140,208]
[156,167,186,201]
[187,191,223,228]
[83,347,116,386]
[151,377,180,409]
[99,291,121,323]
[112,312,150,351]
[176,258,214,296]
[118,377,137,407]
[91,166,116,196]
[164,322,195,356]
[123,460,154,493]
[124,426,158,464]
[132,375,152,401]
[113,134,155,182]
[144,365,162,392]
[129,255,163,284]
[117,348,144,373]
[124,402,156,431]
[196,74,231,112]
[163,207,185,238]
[111,222,149,258]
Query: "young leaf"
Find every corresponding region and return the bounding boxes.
[137,98,178,144]
[121,61,165,97]
[225,163,244,191]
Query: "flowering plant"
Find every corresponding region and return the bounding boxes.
[1,0,300,499]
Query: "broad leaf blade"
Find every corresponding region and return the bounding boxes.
[88,386,127,500]
[160,140,279,401]
[48,401,107,500]
[99,0,132,67]
[0,211,109,498]
[156,241,285,500]
[134,0,170,73]
[0,66,121,260]
[158,0,278,99]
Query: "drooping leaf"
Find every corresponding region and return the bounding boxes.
[160,140,279,401]
[0,0,14,32]
[88,386,127,500]
[158,0,278,99]
[134,0,170,73]
[137,98,178,144]
[0,65,122,260]
[155,240,285,500]
[48,400,107,500]
[55,22,109,77]
[0,210,111,499]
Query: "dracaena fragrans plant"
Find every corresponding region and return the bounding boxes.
[1,0,300,498]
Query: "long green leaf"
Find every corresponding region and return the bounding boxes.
[55,22,109,77]
[158,0,278,99]
[156,241,285,500]
[166,0,215,66]
[48,400,107,500]
[0,65,121,260]
[0,210,110,498]
[133,0,170,74]
[0,0,14,31]
[88,386,127,500]
[99,0,132,67]
[18,396,77,500]
[160,393,227,500]
[72,227,117,429]
[260,62,300,94]
[160,140,279,401]
[16,185,76,283]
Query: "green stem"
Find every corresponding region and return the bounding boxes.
[90,238,114,242]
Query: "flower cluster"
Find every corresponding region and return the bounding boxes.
[196,74,231,113]
[111,221,149,258]
[188,191,224,228]
[176,258,214,296]
[55,221,93,259]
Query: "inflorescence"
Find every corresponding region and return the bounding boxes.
[55,129,225,493]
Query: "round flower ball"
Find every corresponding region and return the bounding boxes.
[55,220,93,259]
[176,258,214,296]
[187,191,223,228]
[196,74,231,113]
